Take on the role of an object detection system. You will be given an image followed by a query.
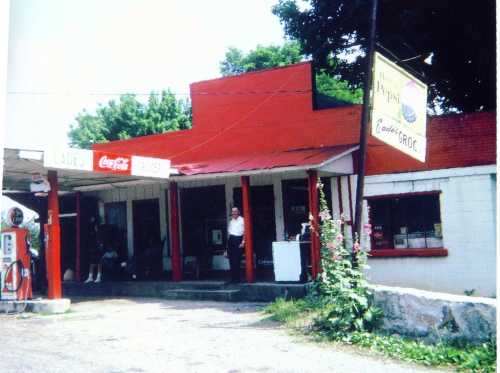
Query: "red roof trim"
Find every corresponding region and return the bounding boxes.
[190,61,312,87]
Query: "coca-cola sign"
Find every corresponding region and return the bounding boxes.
[43,147,171,179]
[93,152,131,175]
[98,156,130,171]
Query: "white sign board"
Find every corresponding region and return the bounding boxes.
[44,147,93,171]
[131,155,171,178]
[371,52,428,162]
[43,147,172,179]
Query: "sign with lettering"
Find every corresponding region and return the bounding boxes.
[44,147,93,171]
[93,151,131,175]
[44,148,171,179]
[371,52,428,162]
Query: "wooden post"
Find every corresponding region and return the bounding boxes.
[75,191,81,282]
[307,170,320,279]
[169,182,182,281]
[47,170,62,299]
[241,176,255,283]
[353,0,379,254]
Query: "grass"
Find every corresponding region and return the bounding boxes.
[264,297,497,373]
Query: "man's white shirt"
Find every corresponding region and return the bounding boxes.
[228,216,245,236]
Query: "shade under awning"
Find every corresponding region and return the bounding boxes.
[3,148,174,192]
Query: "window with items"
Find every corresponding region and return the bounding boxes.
[368,192,443,250]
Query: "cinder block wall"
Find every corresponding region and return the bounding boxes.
[364,165,496,297]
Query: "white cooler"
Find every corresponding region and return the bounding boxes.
[272,241,301,282]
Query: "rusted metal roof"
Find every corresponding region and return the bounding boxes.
[175,145,356,175]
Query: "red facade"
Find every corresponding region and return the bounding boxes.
[94,63,496,174]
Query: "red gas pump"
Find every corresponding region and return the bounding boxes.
[0,207,33,301]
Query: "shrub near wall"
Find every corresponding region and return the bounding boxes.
[266,183,497,372]
[309,184,382,338]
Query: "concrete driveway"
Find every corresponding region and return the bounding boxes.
[0,298,451,373]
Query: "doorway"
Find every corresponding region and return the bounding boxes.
[233,185,276,275]
[133,199,161,278]
[104,202,127,260]
[282,178,332,238]
[180,185,226,279]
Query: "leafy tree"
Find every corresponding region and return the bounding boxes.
[220,42,362,104]
[220,42,303,76]
[69,91,191,149]
[272,0,496,113]
[316,71,363,104]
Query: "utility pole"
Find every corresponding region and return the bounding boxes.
[353,0,379,257]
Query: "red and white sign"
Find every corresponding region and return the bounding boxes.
[44,148,171,179]
[94,151,131,175]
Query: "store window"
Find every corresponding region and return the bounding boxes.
[368,192,443,250]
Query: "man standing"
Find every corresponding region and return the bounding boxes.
[226,207,245,283]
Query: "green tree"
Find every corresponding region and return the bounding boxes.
[69,90,191,149]
[220,42,303,76]
[220,42,362,104]
[272,0,496,112]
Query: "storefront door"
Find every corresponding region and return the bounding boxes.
[133,199,161,278]
[233,185,276,270]
[180,185,226,278]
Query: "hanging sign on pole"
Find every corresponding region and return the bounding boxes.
[371,52,428,162]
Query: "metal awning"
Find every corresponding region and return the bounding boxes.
[3,148,175,192]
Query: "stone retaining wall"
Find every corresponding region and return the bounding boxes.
[371,285,496,345]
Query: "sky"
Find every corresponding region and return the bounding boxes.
[3,0,288,216]
[5,0,287,150]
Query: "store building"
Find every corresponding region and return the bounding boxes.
[4,62,496,296]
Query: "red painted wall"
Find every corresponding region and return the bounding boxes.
[94,63,496,175]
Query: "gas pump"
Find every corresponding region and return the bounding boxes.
[0,207,33,301]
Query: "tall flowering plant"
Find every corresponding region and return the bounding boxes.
[311,182,381,338]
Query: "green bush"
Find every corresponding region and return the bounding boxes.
[310,184,381,338]
[345,332,496,373]
[264,181,497,372]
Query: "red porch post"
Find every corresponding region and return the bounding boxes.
[75,191,81,282]
[307,170,320,279]
[47,170,62,299]
[241,176,255,283]
[169,182,182,281]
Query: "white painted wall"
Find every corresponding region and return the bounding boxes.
[364,165,497,297]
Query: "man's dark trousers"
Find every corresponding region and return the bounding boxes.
[228,234,243,282]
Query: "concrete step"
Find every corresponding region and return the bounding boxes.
[63,281,309,302]
[161,289,241,302]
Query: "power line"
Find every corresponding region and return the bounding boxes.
[6,88,318,97]
[7,86,363,97]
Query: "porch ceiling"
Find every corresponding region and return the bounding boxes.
[2,148,153,192]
